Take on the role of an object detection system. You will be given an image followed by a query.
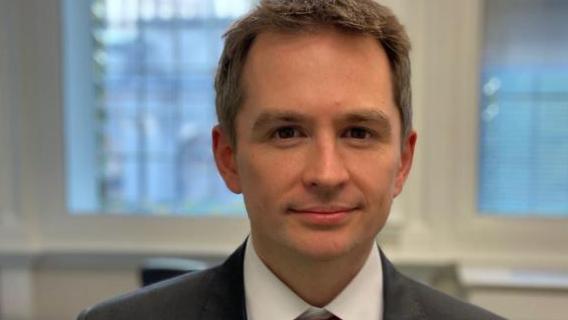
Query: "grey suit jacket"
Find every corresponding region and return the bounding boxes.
[78,242,504,319]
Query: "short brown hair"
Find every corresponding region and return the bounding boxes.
[215,0,412,147]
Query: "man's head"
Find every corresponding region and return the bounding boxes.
[212,0,416,262]
[215,0,412,148]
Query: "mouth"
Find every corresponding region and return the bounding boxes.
[289,206,357,214]
[288,206,359,226]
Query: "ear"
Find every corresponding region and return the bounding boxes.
[393,130,417,198]
[212,125,242,194]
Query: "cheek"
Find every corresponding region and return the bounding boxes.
[236,149,296,212]
[240,147,304,187]
[348,155,400,233]
[349,152,400,194]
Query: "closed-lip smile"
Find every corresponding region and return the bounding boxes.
[289,206,358,214]
[288,205,358,226]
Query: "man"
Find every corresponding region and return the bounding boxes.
[78,1,503,319]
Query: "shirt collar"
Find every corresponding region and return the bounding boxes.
[326,243,383,320]
[244,239,383,320]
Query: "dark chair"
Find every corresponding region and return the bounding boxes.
[140,257,208,287]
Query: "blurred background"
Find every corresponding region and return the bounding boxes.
[0,0,567,319]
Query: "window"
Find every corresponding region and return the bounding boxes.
[478,0,568,216]
[64,0,256,215]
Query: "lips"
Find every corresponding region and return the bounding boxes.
[289,206,357,214]
[288,205,358,226]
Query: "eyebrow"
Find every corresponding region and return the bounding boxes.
[251,111,308,133]
[251,108,392,132]
[342,109,393,140]
[342,109,391,128]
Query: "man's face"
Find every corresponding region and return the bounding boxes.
[213,28,416,261]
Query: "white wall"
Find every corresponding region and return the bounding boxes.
[34,268,137,320]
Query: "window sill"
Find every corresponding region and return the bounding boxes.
[459,266,568,291]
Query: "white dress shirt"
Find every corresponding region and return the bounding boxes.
[244,239,383,320]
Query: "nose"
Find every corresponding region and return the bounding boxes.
[302,136,349,195]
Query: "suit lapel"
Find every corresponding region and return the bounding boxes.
[199,242,425,320]
[380,250,425,320]
[200,242,248,320]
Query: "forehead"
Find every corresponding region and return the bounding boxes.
[239,27,398,125]
[247,27,388,75]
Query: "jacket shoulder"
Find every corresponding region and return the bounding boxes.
[399,273,505,320]
[78,267,217,320]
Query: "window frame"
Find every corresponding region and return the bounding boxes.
[0,0,249,258]
[426,0,568,265]
[0,0,29,251]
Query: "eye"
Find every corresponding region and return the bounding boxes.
[273,126,302,139]
[343,127,372,139]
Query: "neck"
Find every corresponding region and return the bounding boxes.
[251,236,374,307]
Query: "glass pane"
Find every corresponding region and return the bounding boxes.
[478,0,568,216]
[68,0,257,215]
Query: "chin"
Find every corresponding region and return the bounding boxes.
[289,231,358,261]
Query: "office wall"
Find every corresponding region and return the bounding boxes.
[34,268,136,320]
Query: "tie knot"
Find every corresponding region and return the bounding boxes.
[296,308,339,320]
